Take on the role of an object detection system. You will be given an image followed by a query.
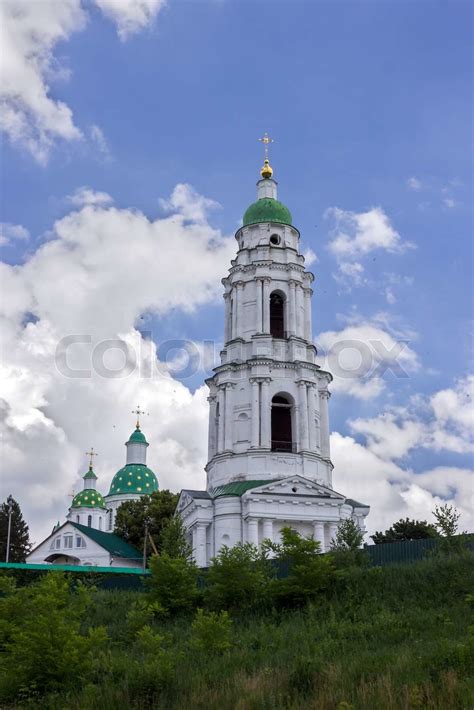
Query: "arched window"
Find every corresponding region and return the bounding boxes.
[87,515,92,527]
[76,515,80,523]
[108,509,113,531]
[99,517,102,530]
[271,394,293,452]
[270,292,285,338]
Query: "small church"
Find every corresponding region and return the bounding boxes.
[26,141,369,568]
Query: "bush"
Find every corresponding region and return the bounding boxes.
[0,573,107,702]
[205,542,274,613]
[147,552,198,614]
[189,608,233,654]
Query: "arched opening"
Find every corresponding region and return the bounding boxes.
[270,292,285,338]
[87,514,92,527]
[271,394,293,452]
[108,509,113,531]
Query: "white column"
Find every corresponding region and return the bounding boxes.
[262,518,273,543]
[329,522,339,547]
[195,524,207,567]
[260,379,271,448]
[255,279,263,334]
[224,293,231,343]
[288,280,296,336]
[191,527,197,559]
[307,384,316,450]
[262,278,271,333]
[207,395,217,458]
[295,283,304,337]
[313,521,325,552]
[304,288,312,341]
[247,518,259,546]
[319,389,331,458]
[236,282,244,338]
[231,292,237,340]
[250,379,260,448]
[298,382,309,451]
[224,383,234,451]
[217,387,225,453]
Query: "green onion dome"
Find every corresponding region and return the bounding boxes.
[243,198,292,227]
[127,427,148,444]
[107,463,159,496]
[71,489,106,509]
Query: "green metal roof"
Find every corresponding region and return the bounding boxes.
[83,467,98,480]
[128,427,148,444]
[71,522,142,560]
[107,463,158,496]
[71,489,106,509]
[211,480,279,498]
[243,198,292,227]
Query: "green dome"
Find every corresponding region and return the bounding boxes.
[107,464,159,497]
[128,427,148,444]
[243,198,292,227]
[71,489,106,509]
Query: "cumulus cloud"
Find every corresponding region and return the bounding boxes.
[0,184,234,542]
[325,207,415,289]
[66,186,114,207]
[0,222,30,247]
[95,0,166,40]
[316,314,419,400]
[407,176,422,191]
[159,183,221,224]
[0,0,165,163]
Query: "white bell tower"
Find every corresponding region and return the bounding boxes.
[205,148,333,490]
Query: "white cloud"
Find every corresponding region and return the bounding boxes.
[443,197,457,209]
[66,186,114,207]
[0,0,165,163]
[385,287,396,304]
[89,124,111,159]
[316,314,419,400]
[0,184,235,542]
[407,176,422,191]
[325,207,415,288]
[0,222,30,247]
[95,0,166,40]
[303,248,318,266]
[159,183,221,224]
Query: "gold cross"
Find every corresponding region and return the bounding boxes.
[258,132,274,160]
[85,447,98,468]
[132,405,149,429]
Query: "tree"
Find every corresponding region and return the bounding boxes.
[371,518,439,544]
[160,515,192,559]
[267,527,335,607]
[433,504,461,537]
[205,543,273,613]
[147,553,198,615]
[114,490,179,552]
[331,518,364,551]
[0,497,31,562]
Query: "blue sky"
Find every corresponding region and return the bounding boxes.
[1,0,472,539]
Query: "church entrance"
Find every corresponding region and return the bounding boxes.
[271,395,293,452]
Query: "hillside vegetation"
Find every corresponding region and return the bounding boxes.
[1,549,473,709]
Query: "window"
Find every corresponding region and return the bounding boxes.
[99,517,102,530]
[270,233,281,246]
[270,292,285,338]
[87,515,92,527]
[76,536,86,549]
[108,509,113,531]
[64,535,73,549]
[271,394,294,452]
[55,537,61,550]
[76,515,80,523]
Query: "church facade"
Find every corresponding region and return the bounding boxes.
[176,151,370,567]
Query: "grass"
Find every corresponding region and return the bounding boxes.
[20,553,471,710]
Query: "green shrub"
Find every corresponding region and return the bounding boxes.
[205,542,274,613]
[147,552,198,614]
[0,573,107,702]
[189,608,233,654]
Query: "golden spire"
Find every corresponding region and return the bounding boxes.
[258,132,274,178]
[85,447,98,470]
[132,405,148,430]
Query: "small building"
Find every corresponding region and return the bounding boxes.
[26,521,142,568]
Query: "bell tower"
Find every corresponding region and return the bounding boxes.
[205,137,333,491]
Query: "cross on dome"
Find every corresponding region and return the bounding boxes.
[258,132,274,178]
[85,447,98,469]
[132,405,149,430]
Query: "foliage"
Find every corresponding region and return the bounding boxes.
[0,496,31,562]
[113,489,179,553]
[160,515,192,559]
[267,526,335,607]
[371,517,439,544]
[205,542,273,613]
[331,518,365,551]
[147,552,197,614]
[433,504,461,537]
[0,573,106,702]
[189,608,233,654]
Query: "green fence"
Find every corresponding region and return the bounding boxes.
[0,562,149,590]
[364,534,473,566]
